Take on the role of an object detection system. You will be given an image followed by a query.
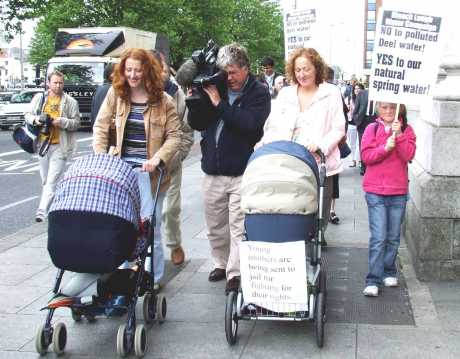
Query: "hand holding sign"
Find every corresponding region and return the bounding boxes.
[385,132,396,152]
[392,119,402,135]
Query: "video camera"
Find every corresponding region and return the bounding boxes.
[185,40,227,113]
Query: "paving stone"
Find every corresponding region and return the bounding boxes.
[357,325,454,359]
[242,322,356,359]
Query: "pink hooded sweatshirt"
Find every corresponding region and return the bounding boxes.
[361,118,416,195]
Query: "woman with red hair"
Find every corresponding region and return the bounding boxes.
[93,48,182,289]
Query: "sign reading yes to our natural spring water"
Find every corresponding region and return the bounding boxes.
[369,6,443,105]
[240,241,308,313]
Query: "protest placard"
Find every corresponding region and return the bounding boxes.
[240,240,308,313]
[369,7,443,105]
[284,8,317,59]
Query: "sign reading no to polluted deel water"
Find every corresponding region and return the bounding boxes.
[369,8,443,105]
[283,8,317,60]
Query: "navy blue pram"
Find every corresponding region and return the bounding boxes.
[36,154,166,358]
[225,141,328,348]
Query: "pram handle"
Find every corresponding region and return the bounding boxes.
[315,149,326,164]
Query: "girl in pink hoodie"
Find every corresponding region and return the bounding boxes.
[361,102,416,297]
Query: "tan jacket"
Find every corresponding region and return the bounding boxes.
[92,87,182,193]
[168,86,194,172]
[25,91,80,158]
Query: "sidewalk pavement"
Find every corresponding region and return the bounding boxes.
[0,153,459,358]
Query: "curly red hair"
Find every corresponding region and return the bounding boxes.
[285,47,327,86]
[112,48,164,104]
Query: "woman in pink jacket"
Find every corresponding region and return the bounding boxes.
[258,48,345,245]
[361,102,416,297]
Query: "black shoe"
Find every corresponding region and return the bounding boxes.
[208,268,226,282]
[225,276,240,294]
[360,168,365,176]
[329,211,340,224]
[320,238,328,247]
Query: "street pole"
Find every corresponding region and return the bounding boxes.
[19,22,24,90]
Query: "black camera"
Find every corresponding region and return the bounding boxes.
[190,39,225,89]
[186,40,227,115]
[38,113,52,136]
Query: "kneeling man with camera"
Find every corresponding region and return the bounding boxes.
[25,70,80,222]
[186,43,271,294]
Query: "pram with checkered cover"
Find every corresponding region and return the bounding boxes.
[35,154,166,358]
[225,141,327,348]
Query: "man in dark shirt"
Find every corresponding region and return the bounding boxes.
[90,63,114,127]
[187,43,271,293]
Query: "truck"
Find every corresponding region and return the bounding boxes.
[46,27,169,129]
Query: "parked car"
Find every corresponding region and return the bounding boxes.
[0,91,17,104]
[0,89,43,130]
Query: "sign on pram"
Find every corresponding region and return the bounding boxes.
[240,241,308,313]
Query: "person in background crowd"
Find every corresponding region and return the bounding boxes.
[348,83,365,168]
[257,48,345,245]
[273,75,287,99]
[25,70,80,222]
[187,43,271,293]
[258,56,281,98]
[352,87,375,175]
[361,102,416,297]
[93,48,182,290]
[90,63,114,127]
[326,66,349,226]
[152,50,194,266]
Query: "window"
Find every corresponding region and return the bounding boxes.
[365,59,372,69]
[367,41,374,51]
[366,51,373,61]
[367,21,376,31]
[368,3,376,11]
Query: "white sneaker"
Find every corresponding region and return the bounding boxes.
[363,285,379,297]
[383,277,399,287]
[35,210,46,223]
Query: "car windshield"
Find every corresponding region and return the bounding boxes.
[47,62,105,86]
[10,92,39,103]
[0,93,14,102]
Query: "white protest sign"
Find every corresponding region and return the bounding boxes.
[240,240,308,313]
[369,7,443,105]
[284,8,317,59]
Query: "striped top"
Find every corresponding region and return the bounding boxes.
[122,103,147,166]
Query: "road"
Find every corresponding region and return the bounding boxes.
[0,130,93,239]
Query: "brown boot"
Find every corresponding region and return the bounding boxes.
[171,246,185,265]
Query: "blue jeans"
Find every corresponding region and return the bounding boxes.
[365,193,408,286]
[137,171,165,284]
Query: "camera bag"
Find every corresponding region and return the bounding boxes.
[12,121,41,154]
[11,92,45,154]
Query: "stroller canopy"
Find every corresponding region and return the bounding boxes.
[241,141,319,216]
[50,154,140,226]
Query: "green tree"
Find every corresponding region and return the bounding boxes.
[5,0,284,72]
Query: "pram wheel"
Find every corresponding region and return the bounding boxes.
[71,308,82,322]
[225,291,239,345]
[156,294,167,323]
[35,324,50,355]
[315,292,326,348]
[134,324,147,357]
[85,313,96,323]
[117,323,131,357]
[143,293,156,324]
[319,269,327,296]
[52,322,67,355]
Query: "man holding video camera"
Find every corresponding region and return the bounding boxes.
[187,43,271,294]
[25,70,80,222]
